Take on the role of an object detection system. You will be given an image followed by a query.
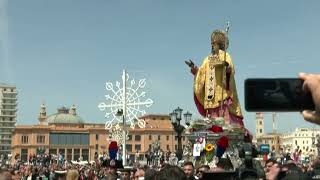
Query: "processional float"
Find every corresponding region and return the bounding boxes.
[184,22,249,168]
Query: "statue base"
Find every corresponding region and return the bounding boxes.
[184,117,246,169]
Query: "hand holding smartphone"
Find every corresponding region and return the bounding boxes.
[299,73,320,125]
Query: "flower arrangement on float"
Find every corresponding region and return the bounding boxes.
[193,124,230,164]
[187,117,250,168]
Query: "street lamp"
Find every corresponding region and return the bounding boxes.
[169,107,192,160]
[184,111,192,126]
[115,109,127,166]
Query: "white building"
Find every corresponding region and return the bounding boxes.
[280,128,320,156]
[0,83,18,156]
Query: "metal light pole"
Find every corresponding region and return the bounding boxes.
[116,109,126,166]
[114,70,128,166]
[169,107,192,160]
[122,70,127,166]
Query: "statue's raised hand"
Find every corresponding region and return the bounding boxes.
[185,59,198,75]
[185,59,194,68]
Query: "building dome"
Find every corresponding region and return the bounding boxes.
[47,106,85,124]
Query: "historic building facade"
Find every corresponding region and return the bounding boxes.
[11,104,188,162]
[280,128,320,156]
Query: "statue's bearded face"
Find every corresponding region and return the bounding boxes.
[211,40,220,55]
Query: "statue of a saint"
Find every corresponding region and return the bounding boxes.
[186,29,243,127]
[169,152,178,166]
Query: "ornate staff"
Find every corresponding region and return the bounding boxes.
[219,21,230,118]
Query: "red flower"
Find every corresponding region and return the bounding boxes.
[207,125,223,133]
[217,136,229,149]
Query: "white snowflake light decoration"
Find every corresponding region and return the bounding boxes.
[98,70,153,130]
[108,124,129,145]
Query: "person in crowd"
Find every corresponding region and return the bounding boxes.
[264,159,277,174]
[66,169,79,180]
[135,151,140,164]
[195,165,210,180]
[104,173,118,180]
[307,158,320,179]
[118,168,131,180]
[12,169,22,180]
[129,168,135,180]
[103,158,122,178]
[183,161,196,180]
[55,170,67,180]
[0,166,12,180]
[155,165,187,180]
[267,159,311,180]
[134,165,147,180]
[87,169,95,180]
[270,147,276,160]
[21,166,32,180]
[145,149,152,166]
[265,162,281,180]
[144,168,157,180]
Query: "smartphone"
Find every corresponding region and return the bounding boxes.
[245,78,315,111]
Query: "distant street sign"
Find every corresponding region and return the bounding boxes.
[260,144,270,154]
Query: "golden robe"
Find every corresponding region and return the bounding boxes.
[193,50,243,126]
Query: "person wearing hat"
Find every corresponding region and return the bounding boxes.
[185,29,244,127]
[54,170,68,180]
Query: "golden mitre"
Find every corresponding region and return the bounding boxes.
[211,29,229,50]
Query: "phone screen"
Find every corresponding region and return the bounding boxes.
[245,78,315,111]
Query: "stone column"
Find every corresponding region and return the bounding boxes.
[72,148,74,161]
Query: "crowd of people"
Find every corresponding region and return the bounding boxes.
[2,151,320,180]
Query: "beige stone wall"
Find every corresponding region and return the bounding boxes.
[125,114,189,158]
[12,126,50,159]
[88,128,109,161]
[12,114,189,162]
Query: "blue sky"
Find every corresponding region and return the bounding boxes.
[1,0,320,133]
